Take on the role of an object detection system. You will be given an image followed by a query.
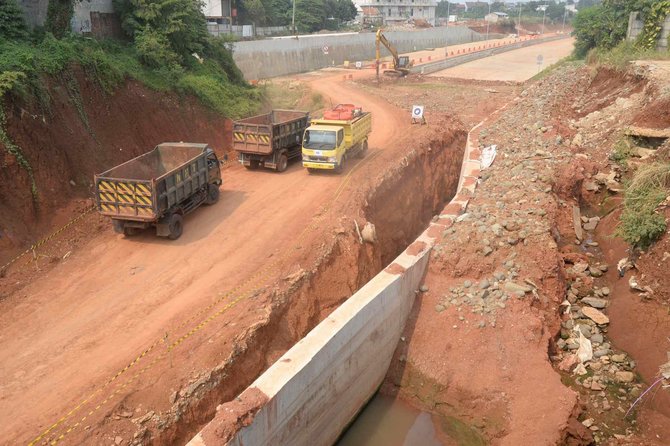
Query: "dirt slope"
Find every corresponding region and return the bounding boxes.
[0,67,424,445]
[0,68,232,262]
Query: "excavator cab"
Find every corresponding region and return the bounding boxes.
[397,56,410,69]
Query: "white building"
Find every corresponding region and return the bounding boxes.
[202,0,232,23]
[354,0,438,26]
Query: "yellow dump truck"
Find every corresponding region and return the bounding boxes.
[301,104,372,173]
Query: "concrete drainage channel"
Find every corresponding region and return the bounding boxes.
[139,127,469,445]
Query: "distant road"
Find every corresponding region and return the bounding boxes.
[428,38,575,82]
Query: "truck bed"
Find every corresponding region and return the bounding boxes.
[233,110,309,155]
[95,143,210,221]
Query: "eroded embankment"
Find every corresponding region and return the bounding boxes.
[0,68,232,260]
[378,62,670,446]
[137,121,467,445]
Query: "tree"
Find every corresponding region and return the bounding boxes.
[576,0,601,10]
[114,0,209,67]
[436,2,459,18]
[572,5,623,57]
[0,0,29,40]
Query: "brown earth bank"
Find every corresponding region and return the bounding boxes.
[371,61,670,445]
[0,67,233,265]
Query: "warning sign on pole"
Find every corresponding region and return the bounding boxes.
[322,45,329,55]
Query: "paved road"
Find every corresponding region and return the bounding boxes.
[428,38,575,81]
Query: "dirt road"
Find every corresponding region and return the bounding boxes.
[0,69,406,445]
[429,38,575,81]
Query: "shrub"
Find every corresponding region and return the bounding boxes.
[617,163,670,248]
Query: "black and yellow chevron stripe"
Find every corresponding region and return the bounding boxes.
[233,132,271,144]
[97,181,153,216]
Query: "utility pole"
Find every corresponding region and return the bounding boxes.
[562,9,567,32]
[292,0,296,35]
[541,3,547,35]
[518,3,522,36]
[486,0,491,41]
[445,1,450,57]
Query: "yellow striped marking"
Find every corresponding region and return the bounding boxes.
[135,196,151,206]
[98,181,114,192]
[117,183,133,194]
[136,184,151,195]
[117,194,133,204]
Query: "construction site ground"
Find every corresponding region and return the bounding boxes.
[1,37,669,446]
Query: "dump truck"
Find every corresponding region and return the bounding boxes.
[94,143,222,240]
[233,110,309,172]
[301,104,372,173]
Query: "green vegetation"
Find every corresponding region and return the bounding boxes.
[609,135,636,165]
[572,0,670,58]
[236,0,356,33]
[46,0,75,38]
[0,0,260,204]
[586,41,670,69]
[437,0,570,22]
[0,0,29,40]
[616,163,670,249]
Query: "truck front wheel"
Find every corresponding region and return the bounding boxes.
[168,214,184,240]
[336,154,346,173]
[205,183,220,205]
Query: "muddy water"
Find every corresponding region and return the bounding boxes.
[336,394,443,446]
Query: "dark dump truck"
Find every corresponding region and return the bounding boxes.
[233,110,309,172]
[94,143,222,240]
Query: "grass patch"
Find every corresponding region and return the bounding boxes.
[616,163,670,249]
[586,41,670,70]
[259,81,324,114]
[609,135,636,165]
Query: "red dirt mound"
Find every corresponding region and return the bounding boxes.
[0,68,233,263]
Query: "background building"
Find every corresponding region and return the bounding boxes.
[354,0,438,26]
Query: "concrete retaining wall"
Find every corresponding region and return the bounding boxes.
[412,34,570,75]
[188,110,486,446]
[232,26,486,80]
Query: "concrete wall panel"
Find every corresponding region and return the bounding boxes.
[232,26,486,80]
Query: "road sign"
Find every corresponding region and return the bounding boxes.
[412,105,424,119]
[411,105,426,125]
[536,54,544,66]
[355,61,362,69]
[322,45,329,55]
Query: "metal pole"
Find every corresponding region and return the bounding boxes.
[518,3,521,36]
[445,1,450,57]
[542,4,546,35]
[486,0,490,41]
[562,9,567,32]
[292,0,296,35]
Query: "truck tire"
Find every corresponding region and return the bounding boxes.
[205,183,220,205]
[112,219,124,234]
[336,154,346,174]
[123,227,139,237]
[245,160,260,170]
[277,153,288,172]
[357,140,368,159]
[167,214,183,240]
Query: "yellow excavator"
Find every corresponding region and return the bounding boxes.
[375,29,413,79]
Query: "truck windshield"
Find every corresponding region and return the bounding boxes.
[304,130,336,150]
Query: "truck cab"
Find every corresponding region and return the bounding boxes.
[302,125,346,170]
